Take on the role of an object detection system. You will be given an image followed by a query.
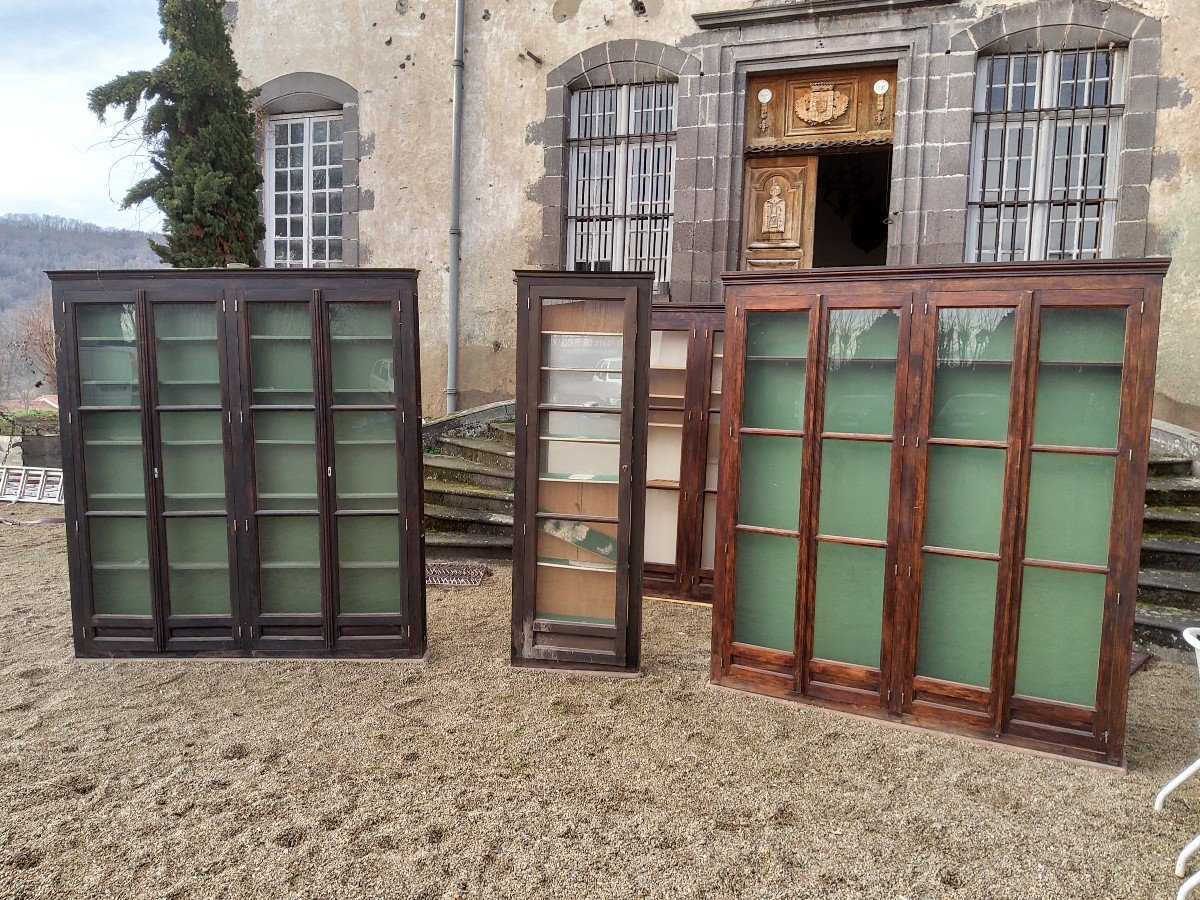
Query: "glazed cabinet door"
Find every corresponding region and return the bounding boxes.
[512,273,651,672]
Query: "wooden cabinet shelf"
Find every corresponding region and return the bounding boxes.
[52,269,426,659]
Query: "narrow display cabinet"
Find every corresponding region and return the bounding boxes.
[51,270,425,659]
[712,260,1167,767]
[511,271,652,672]
[642,305,725,603]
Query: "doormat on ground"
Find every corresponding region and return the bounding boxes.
[426,563,492,587]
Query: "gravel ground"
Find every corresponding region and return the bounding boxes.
[1,505,1199,899]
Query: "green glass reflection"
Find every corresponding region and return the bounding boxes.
[923,445,1006,554]
[931,306,1015,442]
[1025,452,1115,566]
[743,359,806,430]
[737,434,802,532]
[915,554,997,687]
[77,304,139,407]
[746,311,808,357]
[89,517,151,616]
[338,516,402,614]
[1033,307,1125,449]
[249,303,313,404]
[733,530,797,652]
[83,411,145,511]
[259,516,321,614]
[161,411,226,511]
[154,304,220,406]
[823,309,899,435]
[1014,566,1105,707]
[329,303,395,404]
[165,517,231,616]
[335,410,398,509]
[817,439,891,541]
[254,410,318,509]
[812,541,885,668]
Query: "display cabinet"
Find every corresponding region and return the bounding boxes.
[712,260,1167,766]
[511,271,652,672]
[51,270,425,659]
[642,305,725,603]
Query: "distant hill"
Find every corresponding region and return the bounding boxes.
[0,213,164,312]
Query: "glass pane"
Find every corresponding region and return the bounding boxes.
[540,409,620,441]
[536,518,617,625]
[541,297,624,334]
[542,333,623,369]
[710,332,724,409]
[644,488,679,565]
[259,516,321,614]
[329,304,395,405]
[931,308,1015,442]
[154,304,220,406]
[744,359,806,430]
[916,554,997,688]
[165,517,231,616]
[83,411,145,511]
[817,439,891,542]
[538,479,618,519]
[1033,307,1125,449]
[334,410,397,510]
[649,330,688,409]
[160,411,226,511]
[823,309,899,435]
[1025,452,1115,566]
[89,517,151,616]
[701,493,717,571]
[338,516,401,614]
[540,439,618,482]
[747,311,807,357]
[737,434,802,532]
[923,445,1006,554]
[254,410,318,510]
[706,413,720,491]
[1014,566,1105,707]
[647,409,683,485]
[812,542,885,668]
[77,304,139,407]
[733,530,797,652]
[249,304,313,405]
[541,368,623,408]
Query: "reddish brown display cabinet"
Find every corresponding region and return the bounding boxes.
[712,260,1168,767]
[50,269,426,659]
[511,271,652,673]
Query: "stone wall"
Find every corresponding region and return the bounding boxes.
[229,0,1199,428]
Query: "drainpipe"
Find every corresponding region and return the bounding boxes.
[445,0,466,414]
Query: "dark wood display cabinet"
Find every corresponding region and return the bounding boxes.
[511,271,652,673]
[712,260,1167,767]
[642,305,725,604]
[50,270,426,659]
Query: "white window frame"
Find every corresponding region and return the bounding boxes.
[966,48,1125,263]
[264,111,345,268]
[566,82,677,291]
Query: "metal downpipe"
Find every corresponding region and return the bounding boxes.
[446,0,466,413]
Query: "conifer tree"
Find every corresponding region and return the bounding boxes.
[88,0,264,267]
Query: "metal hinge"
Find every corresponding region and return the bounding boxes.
[232,520,238,534]
[909,302,913,315]
[75,520,80,534]
[901,434,905,447]
[887,688,892,702]
[1116,591,1121,606]
[227,411,232,425]
[1139,301,1145,314]
[327,466,333,477]
[61,301,66,314]
[735,307,740,318]
[525,413,529,426]
[222,298,226,312]
[915,436,921,448]
[1102,730,1110,744]
[522,524,527,535]
[153,467,159,479]
[67,411,72,425]
[234,298,239,312]
[923,302,929,314]
[894,564,898,576]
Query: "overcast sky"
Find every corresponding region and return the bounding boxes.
[0,0,167,231]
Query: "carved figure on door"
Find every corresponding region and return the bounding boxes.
[762,181,786,234]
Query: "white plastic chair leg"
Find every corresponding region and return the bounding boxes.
[1179,868,1200,900]
[1177,833,1200,878]
[1157,757,1200,811]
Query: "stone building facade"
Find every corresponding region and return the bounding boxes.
[227,0,1199,429]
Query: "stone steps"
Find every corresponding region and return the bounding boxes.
[1137,457,1200,652]
[423,454,514,492]
[1143,506,1200,542]
[423,479,514,516]
[435,435,516,470]
[1149,456,1194,478]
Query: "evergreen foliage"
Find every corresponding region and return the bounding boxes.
[88,0,264,268]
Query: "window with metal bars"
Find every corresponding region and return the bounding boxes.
[265,113,345,268]
[966,48,1125,263]
[566,82,676,291]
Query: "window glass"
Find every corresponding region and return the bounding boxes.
[266,113,345,268]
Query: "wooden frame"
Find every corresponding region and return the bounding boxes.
[50,269,425,659]
[511,271,652,672]
[712,260,1168,766]
[643,304,725,604]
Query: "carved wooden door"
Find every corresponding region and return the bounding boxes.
[740,155,818,271]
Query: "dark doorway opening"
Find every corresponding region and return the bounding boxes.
[811,149,892,268]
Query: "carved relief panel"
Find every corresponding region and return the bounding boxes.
[747,65,897,152]
[740,155,817,270]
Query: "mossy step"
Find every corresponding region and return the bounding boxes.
[424,502,514,528]
[1141,538,1200,572]
[488,421,516,449]
[436,436,516,469]
[423,454,514,491]
[1143,506,1200,541]
[423,479,514,515]
[424,531,513,560]
[1137,567,1200,611]
[1149,456,1194,478]
[1144,475,1200,508]
[1134,603,1200,650]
